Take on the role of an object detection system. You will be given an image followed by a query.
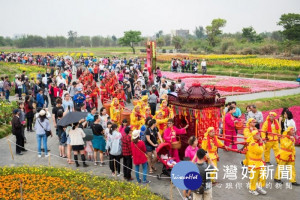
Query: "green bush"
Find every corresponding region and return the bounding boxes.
[291,45,300,55]
[259,44,277,55]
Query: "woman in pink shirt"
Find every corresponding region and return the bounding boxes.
[163,119,188,162]
[224,106,237,149]
[183,136,198,200]
[184,136,199,161]
[118,119,128,136]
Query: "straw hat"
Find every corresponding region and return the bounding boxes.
[132,130,140,139]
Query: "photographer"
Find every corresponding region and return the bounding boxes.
[192,149,215,200]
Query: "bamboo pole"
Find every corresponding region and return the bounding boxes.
[170,181,173,200]
[7,139,14,160]
[48,153,51,166]
[20,179,23,200]
[114,159,117,178]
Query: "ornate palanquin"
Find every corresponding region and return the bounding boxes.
[168,83,226,159]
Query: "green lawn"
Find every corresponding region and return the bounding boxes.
[237,94,300,112]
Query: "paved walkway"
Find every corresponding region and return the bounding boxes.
[226,87,300,102]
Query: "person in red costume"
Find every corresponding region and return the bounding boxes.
[91,84,100,109]
[100,83,108,104]
[114,84,126,107]
[163,119,189,162]
[160,100,174,119]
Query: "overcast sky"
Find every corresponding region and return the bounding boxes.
[1,0,299,38]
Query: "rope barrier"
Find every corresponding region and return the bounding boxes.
[176,187,185,200]
[7,138,171,179]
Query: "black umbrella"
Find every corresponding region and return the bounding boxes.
[57,112,88,126]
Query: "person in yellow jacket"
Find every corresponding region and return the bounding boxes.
[202,127,228,182]
[261,112,280,165]
[110,98,122,124]
[247,130,267,196]
[274,127,300,186]
[241,118,258,166]
[138,95,148,116]
[130,105,145,130]
[154,110,169,137]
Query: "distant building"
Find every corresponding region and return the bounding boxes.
[171,29,190,38]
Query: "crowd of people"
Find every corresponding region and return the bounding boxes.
[5,52,299,200]
[170,58,207,75]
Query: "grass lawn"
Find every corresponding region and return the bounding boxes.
[237,94,300,112]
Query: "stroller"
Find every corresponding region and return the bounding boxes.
[156,143,176,180]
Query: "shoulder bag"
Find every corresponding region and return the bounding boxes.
[37,119,52,137]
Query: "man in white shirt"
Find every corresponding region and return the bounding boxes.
[159,83,168,103]
[56,74,66,87]
[201,59,207,75]
[42,74,47,86]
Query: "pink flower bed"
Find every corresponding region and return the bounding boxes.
[162,72,299,96]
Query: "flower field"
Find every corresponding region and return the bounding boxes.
[0,62,47,81]
[0,166,162,200]
[157,54,256,62]
[0,100,17,139]
[222,58,300,70]
[162,72,299,96]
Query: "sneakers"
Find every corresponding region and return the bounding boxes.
[142,180,151,184]
[249,190,259,195]
[99,162,104,167]
[94,162,98,166]
[38,154,42,158]
[45,154,49,158]
[117,173,121,177]
[83,163,89,167]
[16,152,23,155]
[257,187,267,195]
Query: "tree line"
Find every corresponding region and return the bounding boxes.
[0,13,299,55]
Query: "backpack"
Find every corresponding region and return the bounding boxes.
[173,60,178,67]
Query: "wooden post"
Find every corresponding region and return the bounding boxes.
[48,153,51,166]
[114,159,117,178]
[7,139,14,160]
[20,179,23,200]
[170,180,173,200]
